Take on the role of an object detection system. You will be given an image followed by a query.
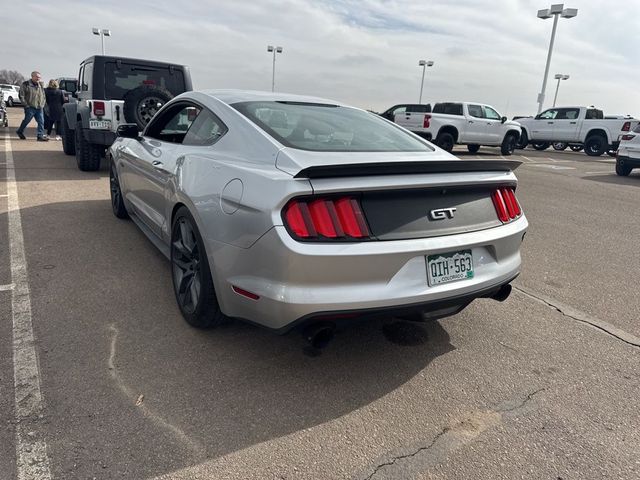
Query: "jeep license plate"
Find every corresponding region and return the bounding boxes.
[89,120,111,129]
[427,250,474,286]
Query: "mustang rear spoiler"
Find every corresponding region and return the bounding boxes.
[293,159,522,179]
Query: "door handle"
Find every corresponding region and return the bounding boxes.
[468,120,474,123]
[547,122,554,124]
[570,121,577,124]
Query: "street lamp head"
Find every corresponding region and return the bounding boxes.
[276,46,283,53]
[554,74,563,79]
[418,60,426,66]
[562,75,570,80]
[549,4,564,14]
[102,29,111,36]
[561,8,578,18]
[267,45,274,52]
[426,60,434,67]
[537,8,552,19]
[92,27,100,35]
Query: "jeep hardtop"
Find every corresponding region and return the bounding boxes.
[61,55,192,171]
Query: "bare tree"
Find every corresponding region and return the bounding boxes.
[0,70,26,85]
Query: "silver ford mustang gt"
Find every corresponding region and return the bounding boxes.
[108,90,527,334]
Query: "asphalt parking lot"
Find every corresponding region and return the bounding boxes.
[1,109,639,480]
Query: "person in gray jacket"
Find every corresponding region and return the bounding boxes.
[16,71,48,141]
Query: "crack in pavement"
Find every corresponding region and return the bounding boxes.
[362,388,545,480]
[513,286,640,349]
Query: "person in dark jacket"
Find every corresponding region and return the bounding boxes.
[44,79,65,140]
[16,71,48,141]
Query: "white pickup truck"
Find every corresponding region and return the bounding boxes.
[394,102,522,156]
[516,106,639,156]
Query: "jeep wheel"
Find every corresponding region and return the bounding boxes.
[584,135,607,157]
[61,116,76,155]
[123,85,173,130]
[467,144,480,154]
[500,133,518,156]
[75,122,102,171]
[435,132,455,152]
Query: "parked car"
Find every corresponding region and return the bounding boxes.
[56,77,78,103]
[0,84,21,107]
[516,106,639,156]
[108,90,527,342]
[0,91,8,128]
[615,123,640,176]
[378,103,431,121]
[61,55,192,171]
[394,101,522,155]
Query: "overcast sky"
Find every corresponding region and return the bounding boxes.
[3,0,639,117]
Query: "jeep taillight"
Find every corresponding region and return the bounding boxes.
[622,121,631,132]
[283,197,370,241]
[491,188,521,223]
[93,101,106,117]
[423,114,431,129]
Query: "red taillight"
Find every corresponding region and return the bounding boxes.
[283,197,370,240]
[492,187,521,223]
[93,101,105,116]
[622,121,631,132]
[423,114,431,129]
[621,134,635,141]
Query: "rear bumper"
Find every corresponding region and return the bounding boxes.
[209,216,528,331]
[83,128,116,146]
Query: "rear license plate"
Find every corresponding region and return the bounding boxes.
[89,120,111,129]
[427,250,474,286]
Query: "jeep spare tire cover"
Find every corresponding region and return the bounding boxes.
[123,85,174,130]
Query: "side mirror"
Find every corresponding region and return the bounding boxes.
[501,116,507,123]
[116,124,140,139]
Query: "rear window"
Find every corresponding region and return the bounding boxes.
[432,103,463,115]
[104,63,186,100]
[232,101,433,152]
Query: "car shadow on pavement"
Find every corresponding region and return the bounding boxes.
[4,198,456,479]
[583,173,640,187]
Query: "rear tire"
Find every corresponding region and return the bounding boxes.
[584,135,607,157]
[171,207,227,329]
[532,142,550,151]
[500,133,517,156]
[569,145,583,152]
[515,130,528,149]
[615,160,632,176]
[467,144,480,154]
[61,116,76,155]
[552,142,568,151]
[436,132,455,152]
[75,122,102,171]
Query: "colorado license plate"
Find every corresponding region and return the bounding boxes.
[89,120,111,129]
[427,250,474,286]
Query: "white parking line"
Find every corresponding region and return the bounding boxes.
[4,134,53,480]
[0,283,15,291]
[519,156,533,163]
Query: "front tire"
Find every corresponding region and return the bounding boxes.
[467,144,480,154]
[532,142,550,151]
[552,142,568,151]
[515,130,528,149]
[569,145,583,152]
[500,133,517,156]
[436,132,455,152]
[584,135,607,157]
[109,159,129,219]
[61,116,76,155]
[171,207,226,328]
[75,122,102,171]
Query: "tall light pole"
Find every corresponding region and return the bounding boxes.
[418,60,434,104]
[267,45,283,92]
[92,27,111,55]
[552,74,570,107]
[536,4,577,114]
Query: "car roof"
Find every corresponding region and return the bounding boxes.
[199,89,346,107]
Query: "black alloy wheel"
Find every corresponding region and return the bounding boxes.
[501,133,517,156]
[532,142,550,151]
[584,135,607,157]
[552,142,568,151]
[515,130,528,149]
[569,145,583,152]
[467,144,480,154]
[109,161,129,219]
[170,207,226,328]
[436,132,455,152]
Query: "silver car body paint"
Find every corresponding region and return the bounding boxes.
[110,90,528,331]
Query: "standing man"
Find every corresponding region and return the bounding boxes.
[16,71,48,141]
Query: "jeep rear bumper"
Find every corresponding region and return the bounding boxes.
[82,128,116,146]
